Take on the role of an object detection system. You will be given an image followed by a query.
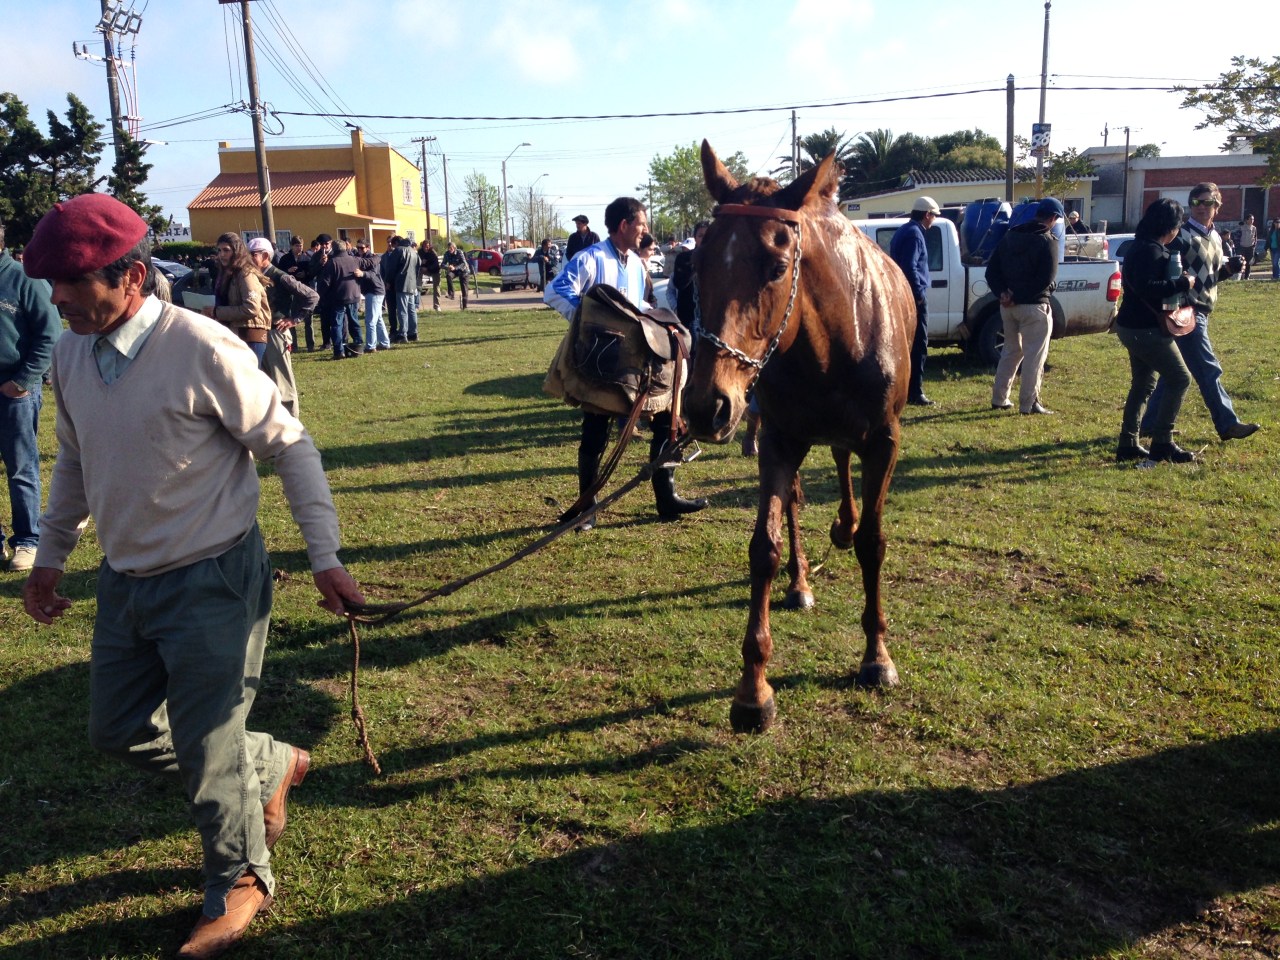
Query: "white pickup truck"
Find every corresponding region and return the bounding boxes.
[854,216,1121,364]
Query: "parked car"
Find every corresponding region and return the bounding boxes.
[1105,233,1136,266]
[500,247,541,291]
[152,258,192,283]
[468,249,503,276]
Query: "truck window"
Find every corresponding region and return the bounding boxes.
[871,225,944,272]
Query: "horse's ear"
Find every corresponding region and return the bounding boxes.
[701,140,739,204]
[777,153,841,211]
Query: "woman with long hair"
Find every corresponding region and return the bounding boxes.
[1113,198,1196,463]
[204,232,273,364]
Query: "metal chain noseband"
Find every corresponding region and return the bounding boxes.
[693,207,803,384]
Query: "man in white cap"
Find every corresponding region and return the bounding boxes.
[889,196,940,405]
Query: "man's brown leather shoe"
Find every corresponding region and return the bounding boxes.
[177,874,272,959]
[264,747,309,849]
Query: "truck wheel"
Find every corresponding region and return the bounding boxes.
[976,313,1005,365]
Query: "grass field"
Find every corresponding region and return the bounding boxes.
[3,280,1280,959]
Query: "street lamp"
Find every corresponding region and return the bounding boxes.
[529,173,548,241]
[501,142,530,247]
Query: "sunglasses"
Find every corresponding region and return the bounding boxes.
[1190,198,1221,207]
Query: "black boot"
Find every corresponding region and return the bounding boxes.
[652,467,707,520]
[560,447,604,529]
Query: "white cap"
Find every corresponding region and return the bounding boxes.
[247,237,274,255]
[912,196,941,215]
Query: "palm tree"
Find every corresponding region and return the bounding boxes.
[841,128,898,200]
[771,127,854,183]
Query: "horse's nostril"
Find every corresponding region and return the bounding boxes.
[711,392,732,433]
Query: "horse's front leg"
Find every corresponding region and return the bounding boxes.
[731,442,808,733]
[853,422,902,690]
[829,446,858,550]
[781,472,814,610]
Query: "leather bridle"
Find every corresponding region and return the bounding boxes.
[694,203,804,383]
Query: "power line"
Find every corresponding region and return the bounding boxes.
[266,84,1231,125]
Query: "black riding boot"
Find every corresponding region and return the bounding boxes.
[649,425,706,519]
[561,414,610,529]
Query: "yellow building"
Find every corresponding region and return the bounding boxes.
[843,167,1097,226]
[189,128,444,249]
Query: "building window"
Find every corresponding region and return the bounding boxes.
[275,229,293,250]
[402,178,413,205]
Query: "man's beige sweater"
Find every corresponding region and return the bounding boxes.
[36,303,341,577]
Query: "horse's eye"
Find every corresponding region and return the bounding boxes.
[770,261,788,282]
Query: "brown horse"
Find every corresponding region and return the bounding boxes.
[682,140,915,733]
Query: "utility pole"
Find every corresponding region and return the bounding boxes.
[1005,74,1015,202]
[477,187,487,249]
[1035,0,1051,198]
[99,0,125,157]
[413,136,436,243]
[1121,125,1131,230]
[220,0,275,240]
[792,110,798,180]
[442,154,451,243]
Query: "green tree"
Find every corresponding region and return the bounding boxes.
[1014,137,1097,200]
[1131,143,1161,159]
[646,142,749,240]
[0,92,104,244]
[1180,55,1280,184]
[770,127,854,183]
[841,128,898,199]
[107,131,166,233]
[454,172,503,247]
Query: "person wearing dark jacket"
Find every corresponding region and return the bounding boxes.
[442,242,470,309]
[1139,182,1257,442]
[278,238,312,351]
[889,196,939,405]
[420,243,441,311]
[1113,199,1196,463]
[317,240,363,359]
[383,237,420,340]
[985,197,1062,415]
[565,214,600,260]
[307,235,332,350]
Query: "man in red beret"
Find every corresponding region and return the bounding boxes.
[21,193,366,959]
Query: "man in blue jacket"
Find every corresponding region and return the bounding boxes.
[0,219,61,571]
[889,196,939,406]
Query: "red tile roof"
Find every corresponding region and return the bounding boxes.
[189,170,354,209]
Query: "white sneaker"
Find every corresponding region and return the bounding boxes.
[9,545,36,572]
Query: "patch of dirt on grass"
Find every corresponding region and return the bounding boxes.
[1136,887,1280,958]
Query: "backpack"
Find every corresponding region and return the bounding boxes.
[544,284,691,417]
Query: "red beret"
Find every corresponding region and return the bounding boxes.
[23,193,149,281]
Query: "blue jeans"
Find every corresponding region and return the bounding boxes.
[1272,249,1279,280]
[330,302,360,357]
[0,385,43,550]
[398,292,418,339]
[1141,312,1239,437]
[363,293,389,349]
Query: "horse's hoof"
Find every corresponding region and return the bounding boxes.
[781,590,815,611]
[855,661,900,690]
[829,519,856,550]
[729,697,776,734]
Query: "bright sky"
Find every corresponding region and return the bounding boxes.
[1,0,1270,234]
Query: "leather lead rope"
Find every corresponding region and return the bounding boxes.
[339,398,691,774]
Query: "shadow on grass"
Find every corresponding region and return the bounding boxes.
[11,728,1280,959]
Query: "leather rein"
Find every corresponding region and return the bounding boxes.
[694,203,804,383]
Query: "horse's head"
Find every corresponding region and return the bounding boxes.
[682,140,841,443]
